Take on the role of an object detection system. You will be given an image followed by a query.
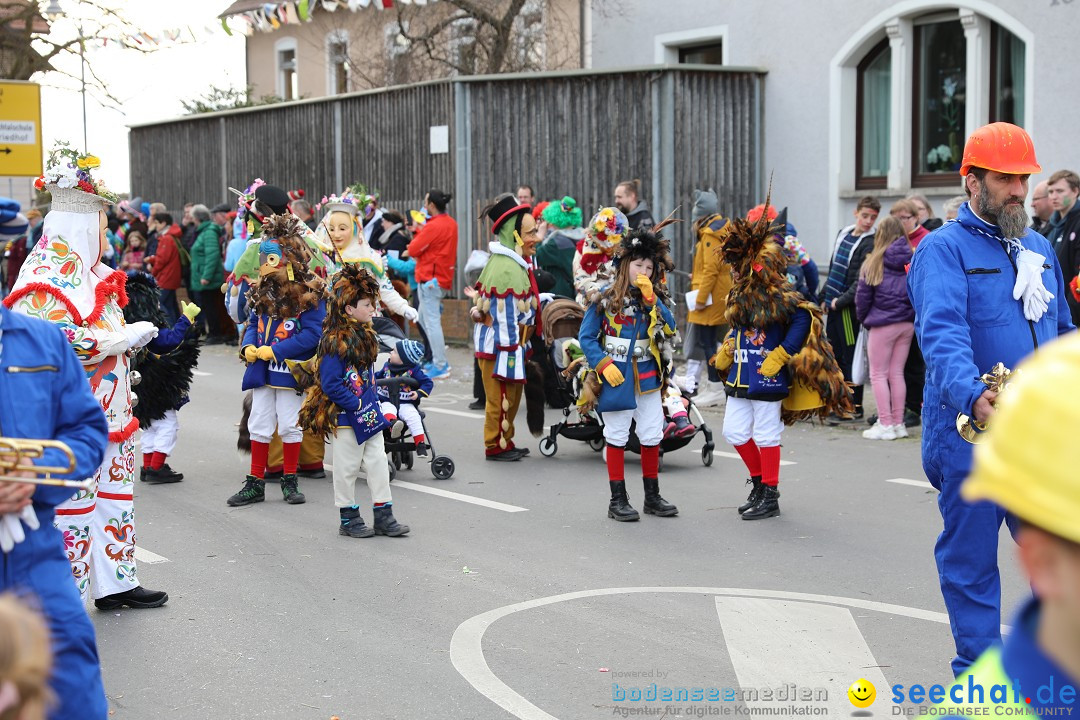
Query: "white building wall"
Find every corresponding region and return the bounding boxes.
[591,0,1080,260]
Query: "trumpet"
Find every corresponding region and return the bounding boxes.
[0,438,91,488]
[956,363,1013,444]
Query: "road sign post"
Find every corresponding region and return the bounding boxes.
[0,81,44,177]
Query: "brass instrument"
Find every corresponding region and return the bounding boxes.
[956,363,1013,443]
[0,438,91,488]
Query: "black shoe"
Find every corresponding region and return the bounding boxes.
[373,506,410,536]
[263,470,283,483]
[642,477,678,516]
[339,507,375,538]
[486,448,523,461]
[145,463,184,484]
[741,485,780,520]
[203,336,225,346]
[866,413,878,427]
[227,476,265,506]
[94,585,169,610]
[281,475,306,504]
[737,476,764,514]
[297,467,326,479]
[415,441,428,457]
[468,399,485,410]
[608,480,640,521]
[516,447,530,456]
[904,408,921,428]
[140,466,148,482]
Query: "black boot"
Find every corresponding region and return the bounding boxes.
[737,476,764,515]
[373,505,410,536]
[280,474,306,504]
[339,506,374,538]
[226,476,265,506]
[642,477,678,517]
[607,481,640,521]
[145,463,184,484]
[741,485,780,520]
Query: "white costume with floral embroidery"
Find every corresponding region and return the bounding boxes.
[6,202,143,601]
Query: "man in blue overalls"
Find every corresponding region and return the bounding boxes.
[0,303,110,719]
[908,122,1074,677]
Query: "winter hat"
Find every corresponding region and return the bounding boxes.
[395,339,425,368]
[542,196,583,229]
[691,189,718,222]
[0,206,27,238]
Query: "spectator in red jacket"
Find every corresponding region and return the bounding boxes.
[146,212,184,323]
[407,189,457,377]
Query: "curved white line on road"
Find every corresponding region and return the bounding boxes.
[450,586,1005,720]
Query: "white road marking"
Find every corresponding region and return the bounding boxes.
[713,450,795,466]
[393,480,528,513]
[422,406,484,420]
[133,546,170,564]
[716,597,889,717]
[191,370,212,376]
[451,587,1011,720]
[886,477,934,489]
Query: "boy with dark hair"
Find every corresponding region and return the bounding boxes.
[823,195,880,422]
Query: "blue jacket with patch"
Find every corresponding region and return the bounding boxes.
[375,362,433,405]
[241,302,326,391]
[0,306,110,720]
[579,298,676,413]
[723,309,812,401]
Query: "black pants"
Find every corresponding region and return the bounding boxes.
[473,357,486,402]
[693,323,727,382]
[903,336,925,414]
[825,306,864,410]
[195,289,223,339]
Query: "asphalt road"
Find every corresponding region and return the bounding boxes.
[91,343,1026,720]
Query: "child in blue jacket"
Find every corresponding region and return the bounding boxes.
[579,227,679,523]
[376,339,433,455]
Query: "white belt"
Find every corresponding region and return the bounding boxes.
[603,336,646,363]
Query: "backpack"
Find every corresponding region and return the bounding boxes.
[176,240,191,286]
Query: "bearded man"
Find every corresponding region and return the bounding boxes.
[907,122,1074,678]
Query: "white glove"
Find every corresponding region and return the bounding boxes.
[402,305,419,322]
[123,321,159,350]
[0,505,41,553]
[1012,249,1054,322]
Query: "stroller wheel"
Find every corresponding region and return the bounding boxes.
[539,437,557,457]
[657,454,664,473]
[702,446,714,467]
[587,436,605,452]
[389,462,397,482]
[431,455,455,480]
[392,452,402,470]
[404,451,414,470]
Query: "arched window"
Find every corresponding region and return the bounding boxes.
[275,37,299,101]
[856,38,891,189]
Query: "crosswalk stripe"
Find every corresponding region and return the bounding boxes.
[133,546,170,564]
[886,477,934,489]
[713,450,795,466]
[393,480,528,513]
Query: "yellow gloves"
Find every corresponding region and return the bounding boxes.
[256,345,277,362]
[760,346,791,378]
[633,274,655,306]
[601,363,625,387]
[181,301,201,322]
[711,337,736,373]
[242,345,258,362]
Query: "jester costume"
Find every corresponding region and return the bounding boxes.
[473,196,541,461]
[712,205,852,519]
[296,263,409,537]
[5,151,168,609]
[579,225,679,521]
[228,215,326,507]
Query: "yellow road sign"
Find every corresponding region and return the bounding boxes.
[0,81,43,177]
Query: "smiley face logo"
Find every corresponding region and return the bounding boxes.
[848,678,876,708]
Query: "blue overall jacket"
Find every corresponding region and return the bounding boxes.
[375,362,433,405]
[723,309,812,401]
[0,306,110,720]
[579,298,676,413]
[241,302,326,391]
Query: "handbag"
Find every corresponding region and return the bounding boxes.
[347,376,390,444]
[851,326,869,386]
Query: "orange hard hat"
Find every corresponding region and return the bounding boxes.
[959,122,1041,176]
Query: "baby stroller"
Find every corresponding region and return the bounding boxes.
[537,299,716,469]
[372,316,456,480]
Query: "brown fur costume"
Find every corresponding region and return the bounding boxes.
[296,264,382,440]
[718,206,853,424]
[247,215,325,319]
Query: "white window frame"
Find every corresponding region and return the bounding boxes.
[384,20,411,85]
[326,29,350,96]
[275,37,299,100]
[654,24,728,66]
[827,0,1034,235]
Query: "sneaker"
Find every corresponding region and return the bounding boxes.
[672,414,697,438]
[144,463,184,484]
[390,419,406,438]
[862,421,897,440]
[468,398,485,410]
[892,424,909,439]
[93,585,169,610]
[280,474,306,504]
[425,362,451,379]
[226,476,265,506]
[297,467,327,479]
[415,441,428,457]
[904,408,922,428]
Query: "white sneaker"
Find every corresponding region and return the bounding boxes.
[692,381,726,408]
[862,421,897,440]
[892,424,909,439]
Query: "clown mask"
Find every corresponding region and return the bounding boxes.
[325,211,357,251]
[518,213,540,257]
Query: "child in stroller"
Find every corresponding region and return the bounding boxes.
[377,339,433,456]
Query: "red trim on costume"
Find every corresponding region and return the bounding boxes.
[494,343,520,351]
[2,283,85,324]
[97,491,134,501]
[595,357,614,373]
[474,351,496,360]
[481,287,533,300]
[55,504,96,516]
[638,370,657,381]
[108,417,140,443]
[578,252,609,275]
[491,204,531,233]
[86,270,129,323]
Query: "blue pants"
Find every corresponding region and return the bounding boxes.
[417,279,447,367]
[922,401,1018,677]
[159,288,179,325]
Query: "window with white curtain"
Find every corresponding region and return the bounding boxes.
[913,18,967,184]
[991,23,1025,127]
[856,39,891,189]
